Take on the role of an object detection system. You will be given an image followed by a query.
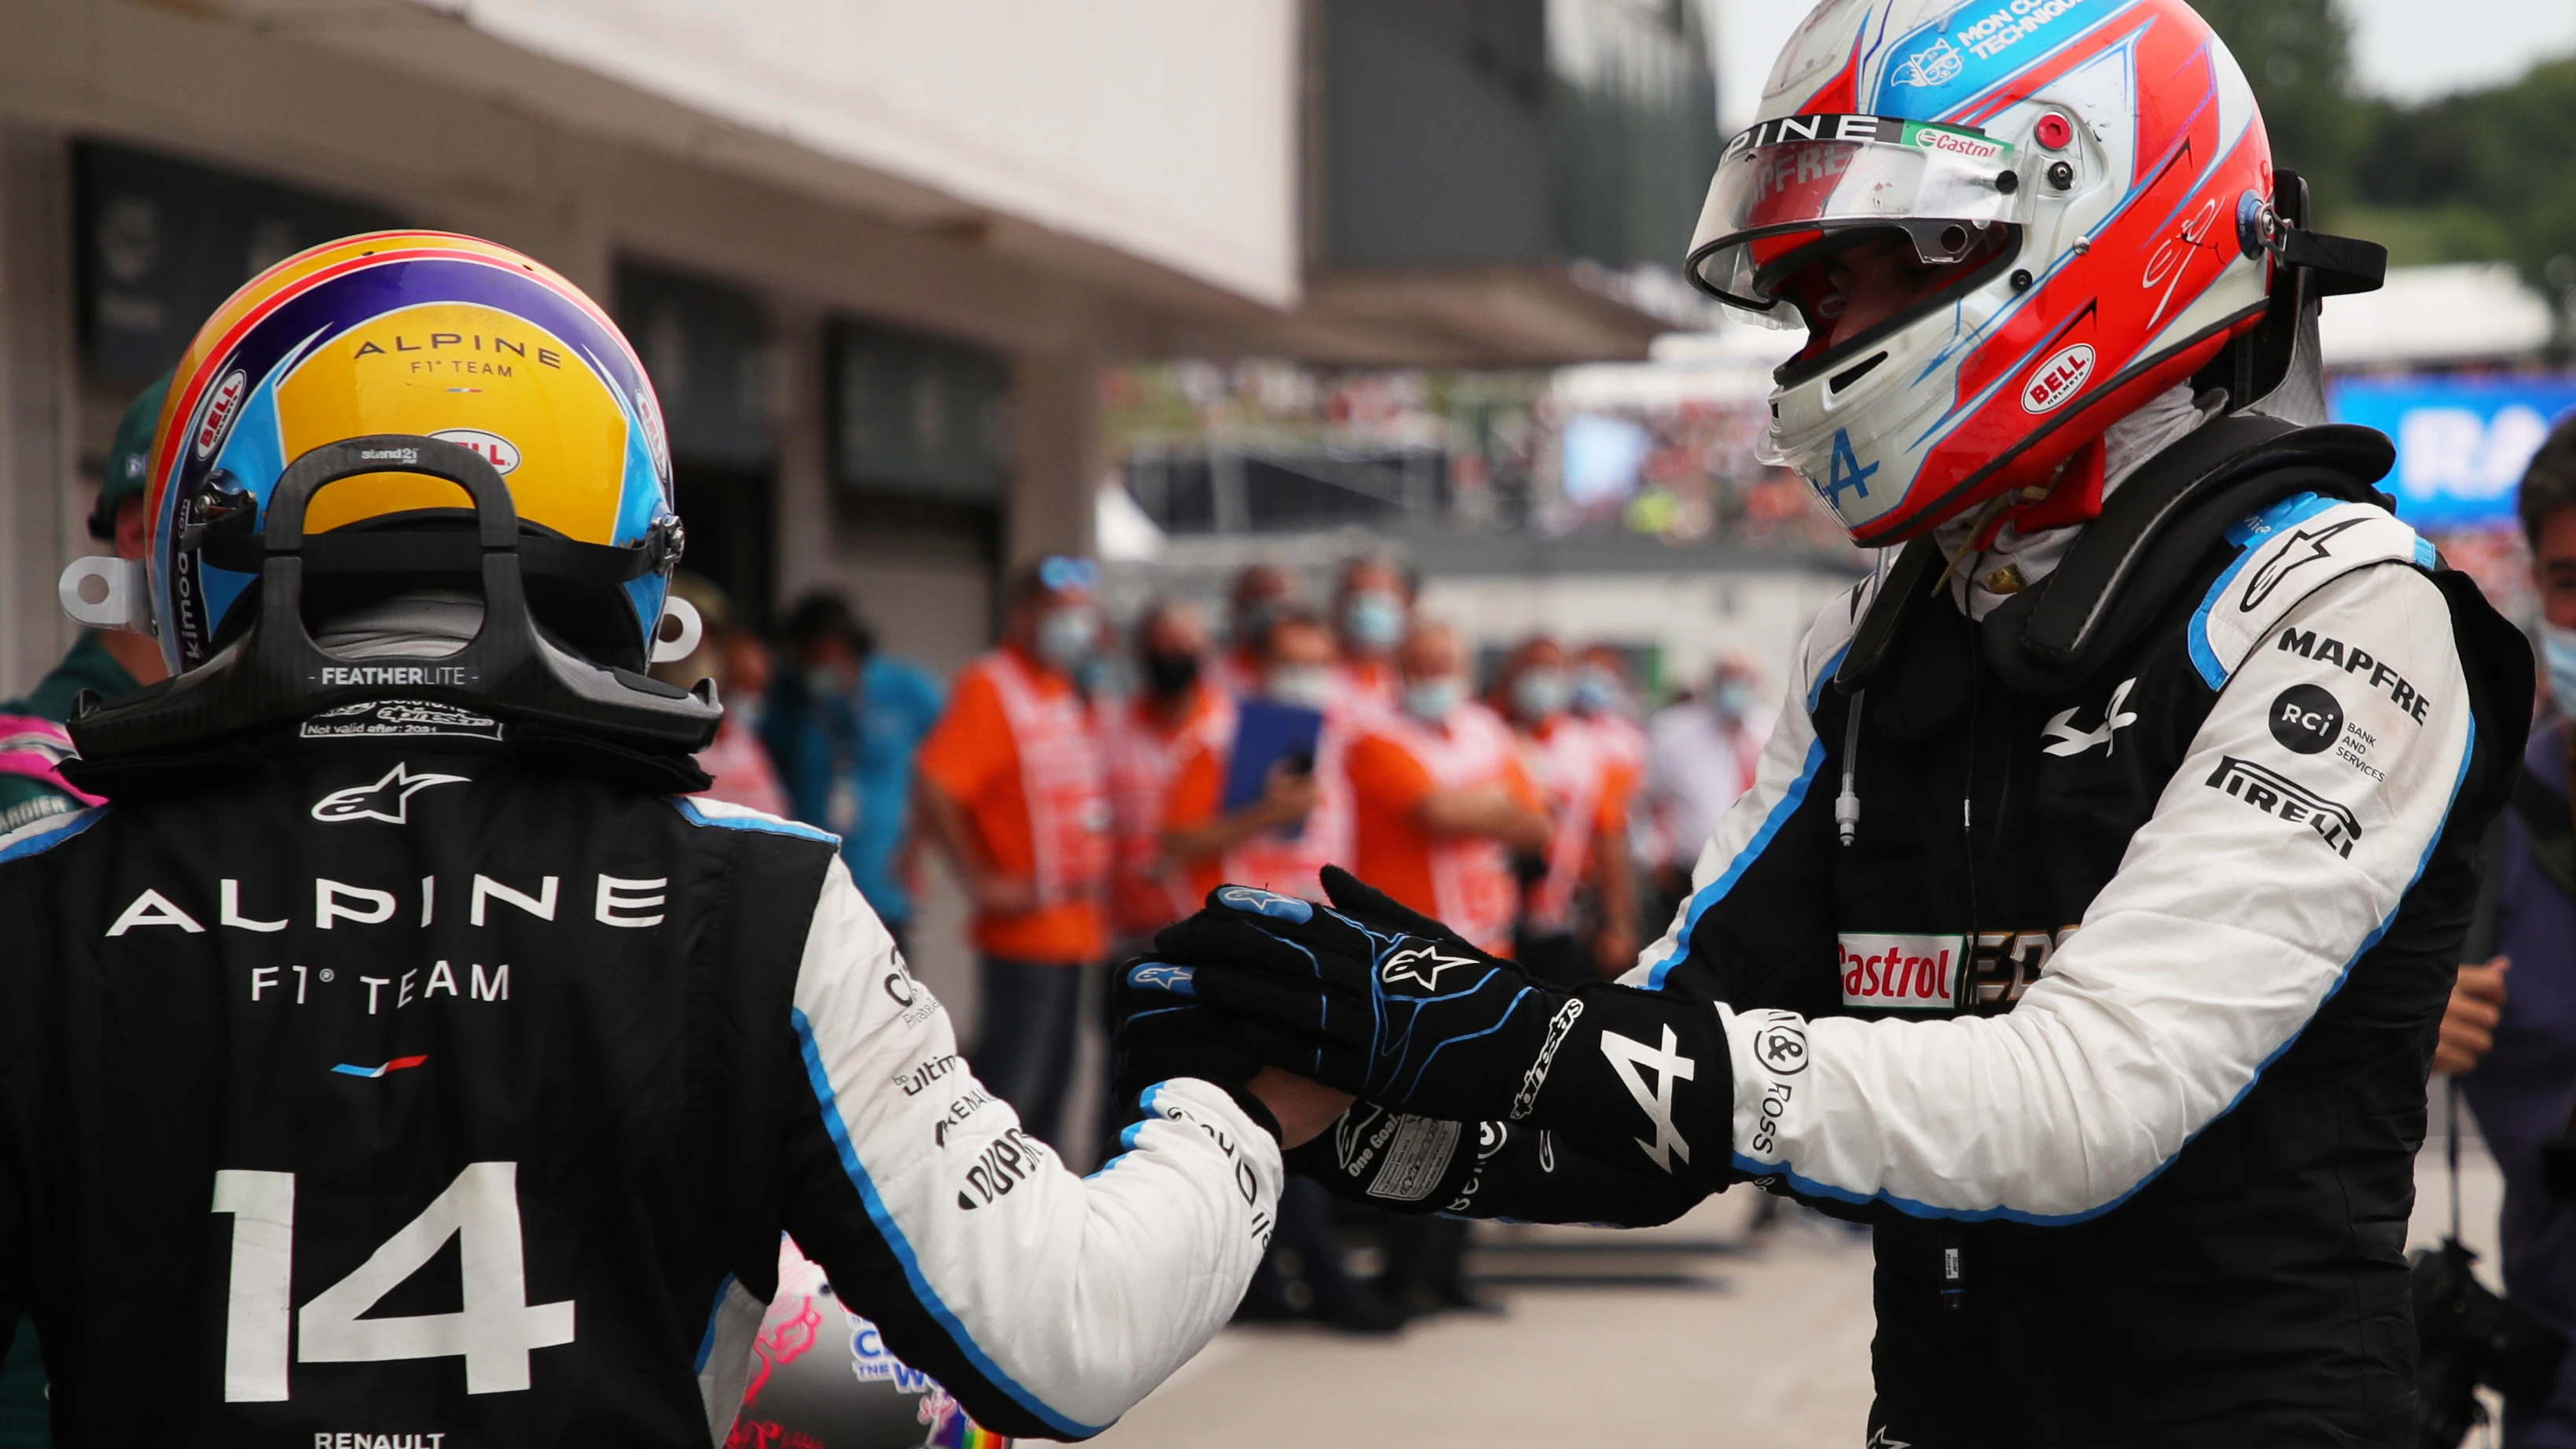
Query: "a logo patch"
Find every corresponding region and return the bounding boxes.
[2241,517,2368,611]
[2205,755,2361,856]
[193,368,248,460]
[310,763,470,825]
[428,427,522,475]
[1216,884,1314,923]
[1891,36,1964,87]
[2039,676,2138,757]
[1839,934,1965,1010]
[1599,1026,1696,1171]
[1511,998,1585,1120]
[2268,684,2343,755]
[1380,943,1476,993]
[1126,962,1196,996]
[2020,344,2095,414]
[299,698,505,742]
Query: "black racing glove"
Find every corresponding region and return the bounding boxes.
[1287,1103,1707,1226]
[1108,954,1280,1143]
[1140,872,1737,1187]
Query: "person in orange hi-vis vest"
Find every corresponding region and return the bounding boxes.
[1164,606,1350,906]
[1103,598,1235,952]
[1212,562,1303,700]
[1331,556,1413,718]
[1490,636,1638,988]
[913,555,1113,1153]
[1341,622,1551,958]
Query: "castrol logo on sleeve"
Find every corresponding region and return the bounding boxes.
[1839,933,1964,1010]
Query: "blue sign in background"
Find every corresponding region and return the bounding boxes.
[2330,376,2576,531]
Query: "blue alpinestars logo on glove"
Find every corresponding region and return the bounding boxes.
[1127,962,1196,996]
[1379,943,1476,993]
[1215,885,1314,923]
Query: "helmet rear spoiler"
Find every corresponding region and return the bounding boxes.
[67,434,720,767]
[2198,169,2388,424]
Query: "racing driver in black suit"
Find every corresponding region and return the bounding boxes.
[0,231,1336,1447]
[1127,2,2534,1444]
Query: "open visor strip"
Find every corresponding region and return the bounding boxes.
[1688,114,2033,311]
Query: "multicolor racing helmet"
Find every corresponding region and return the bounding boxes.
[62,231,716,763]
[1690,0,2371,545]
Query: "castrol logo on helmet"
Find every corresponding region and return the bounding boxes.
[2020,344,2095,415]
[193,368,248,460]
[430,428,520,475]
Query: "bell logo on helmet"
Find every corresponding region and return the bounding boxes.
[193,369,248,461]
[428,428,521,475]
[2020,344,2096,415]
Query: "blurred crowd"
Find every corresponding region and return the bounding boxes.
[653,550,1778,1333]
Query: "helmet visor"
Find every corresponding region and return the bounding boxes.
[1687,114,2031,314]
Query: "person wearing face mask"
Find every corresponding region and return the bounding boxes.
[1104,599,1236,950]
[763,590,946,953]
[914,555,1115,1153]
[1640,656,1774,932]
[1163,608,1349,904]
[1333,557,1414,715]
[1213,563,1304,699]
[1337,622,1550,958]
[2432,417,2576,1445]
[1492,636,1640,987]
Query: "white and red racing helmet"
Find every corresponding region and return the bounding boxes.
[1693,0,2277,545]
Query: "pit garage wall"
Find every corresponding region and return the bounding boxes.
[0,0,1168,694]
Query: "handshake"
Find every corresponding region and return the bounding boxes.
[1111,869,1727,1225]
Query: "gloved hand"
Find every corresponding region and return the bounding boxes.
[1108,954,1281,1142]
[1287,1104,1705,1226]
[1137,872,1739,1189]
[1142,877,1556,1124]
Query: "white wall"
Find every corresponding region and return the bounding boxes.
[395,0,1303,309]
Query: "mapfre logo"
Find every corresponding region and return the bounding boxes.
[1839,933,1963,1010]
[430,428,521,475]
[193,368,248,459]
[2019,344,2095,415]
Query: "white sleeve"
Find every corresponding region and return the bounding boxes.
[1722,561,2475,1221]
[780,855,1279,1440]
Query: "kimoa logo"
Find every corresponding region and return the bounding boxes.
[311,763,471,825]
[2020,344,2095,415]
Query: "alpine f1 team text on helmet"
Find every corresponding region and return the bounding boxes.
[1690,0,2382,546]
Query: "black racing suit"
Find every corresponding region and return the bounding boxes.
[1287,433,2530,1447]
[0,720,1277,1446]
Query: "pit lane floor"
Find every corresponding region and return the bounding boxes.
[1093,1186,1878,1448]
[1097,1103,2505,1449]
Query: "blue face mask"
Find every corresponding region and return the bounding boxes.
[2541,620,2576,716]
[1402,677,1463,725]
[1343,592,1406,651]
[1570,668,1619,715]
[1035,607,1098,672]
[1512,667,1570,720]
[1713,680,1755,719]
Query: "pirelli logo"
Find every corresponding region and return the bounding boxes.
[2205,756,2360,857]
